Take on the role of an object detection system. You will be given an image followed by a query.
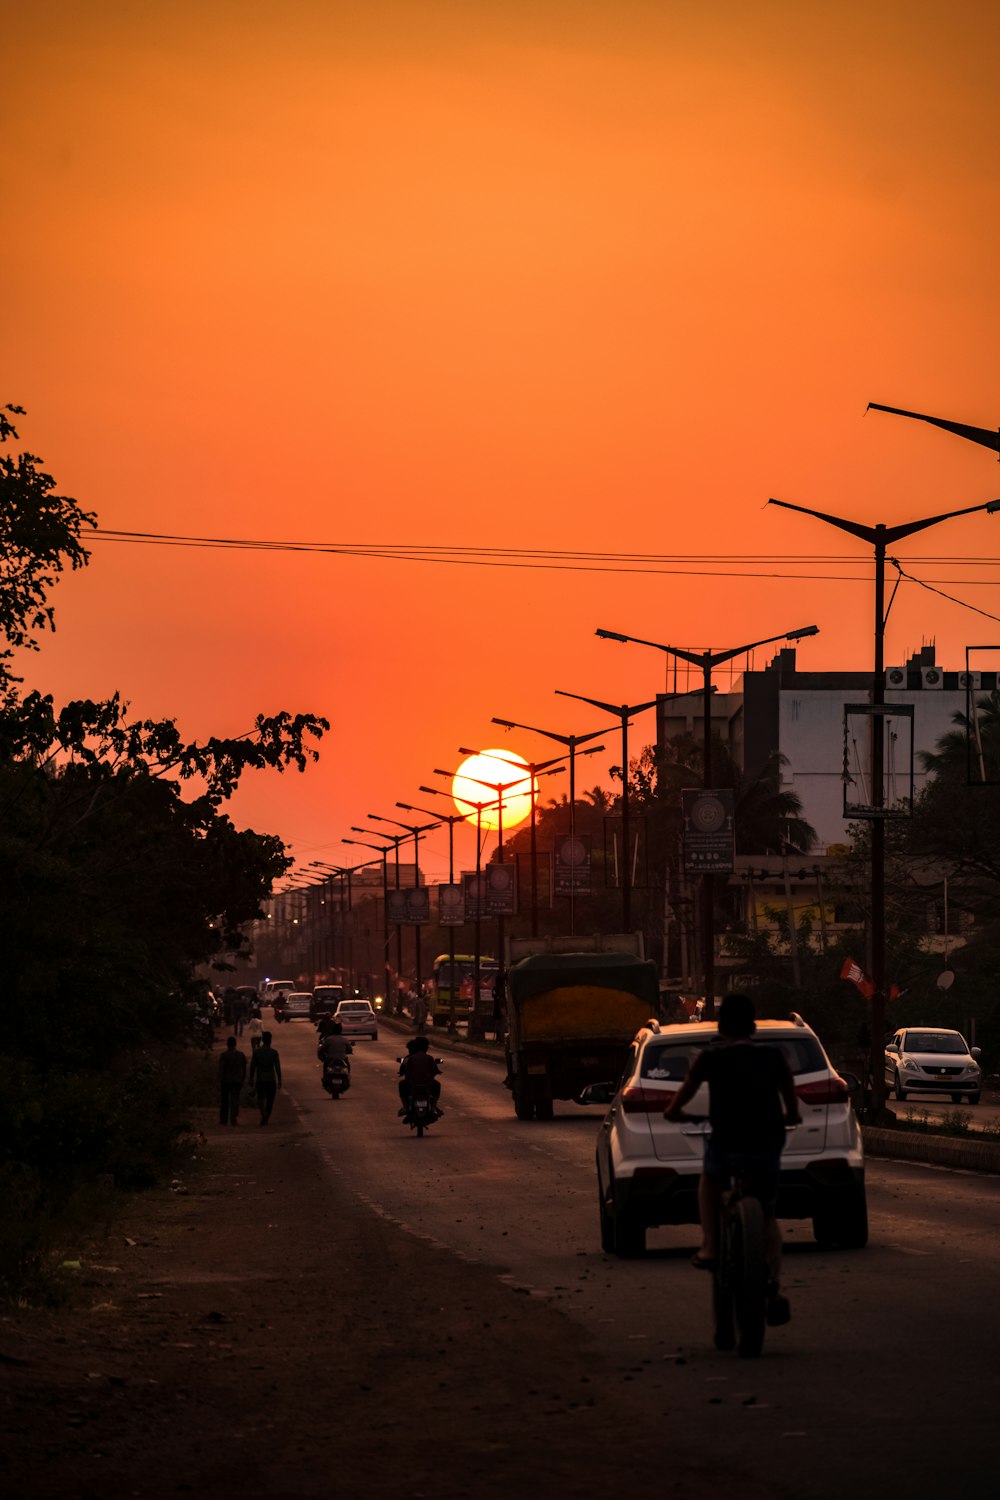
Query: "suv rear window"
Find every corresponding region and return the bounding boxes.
[641,1034,827,1081]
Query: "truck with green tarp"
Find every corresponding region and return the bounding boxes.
[503,938,659,1120]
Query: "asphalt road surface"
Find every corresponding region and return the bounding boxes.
[281,1020,1000,1498]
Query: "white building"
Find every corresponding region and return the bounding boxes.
[657,646,989,851]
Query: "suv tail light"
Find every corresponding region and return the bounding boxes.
[621,1086,676,1113]
[796,1075,849,1106]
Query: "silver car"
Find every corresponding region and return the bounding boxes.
[588,1015,866,1258]
[884,1027,982,1104]
[333,1000,378,1040]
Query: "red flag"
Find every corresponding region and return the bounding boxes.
[840,958,875,999]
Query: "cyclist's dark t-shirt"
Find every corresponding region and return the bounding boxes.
[688,1043,791,1154]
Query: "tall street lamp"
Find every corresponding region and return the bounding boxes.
[342,839,392,1005]
[355,825,409,1010]
[553,689,659,934]
[423,781,503,1038]
[458,746,586,936]
[368,813,440,1007]
[768,491,998,1114]
[437,764,533,1026]
[397,799,469,1033]
[595,633,818,1016]
[491,715,608,935]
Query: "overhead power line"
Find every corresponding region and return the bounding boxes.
[89,528,1000,589]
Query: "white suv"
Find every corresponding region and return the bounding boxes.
[587,1015,866,1258]
[884,1028,982,1104]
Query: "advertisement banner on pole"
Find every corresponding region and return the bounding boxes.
[387,888,431,924]
[485,862,518,916]
[437,883,465,926]
[462,871,486,921]
[406,886,430,925]
[554,834,592,893]
[682,789,735,874]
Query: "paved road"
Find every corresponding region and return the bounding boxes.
[278,1020,1000,1498]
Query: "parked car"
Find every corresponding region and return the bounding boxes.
[584,1014,867,1258]
[311,984,346,1021]
[884,1027,982,1103]
[333,999,378,1040]
[280,990,313,1021]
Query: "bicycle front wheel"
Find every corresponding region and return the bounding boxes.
[732,1196,767,1359]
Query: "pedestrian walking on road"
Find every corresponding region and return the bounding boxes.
[218,1036,247,1125]
[248,1011,264,1051]
[249,1030,282,1125]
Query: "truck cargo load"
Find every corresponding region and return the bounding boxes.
[504,945,659,1121]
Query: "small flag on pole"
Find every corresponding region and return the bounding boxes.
[840,958,875,999]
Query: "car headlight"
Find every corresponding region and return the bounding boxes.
[902,1059,920,1071]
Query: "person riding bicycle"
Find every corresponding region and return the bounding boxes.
[665,992,800,1326]
[397,1035,442,1117]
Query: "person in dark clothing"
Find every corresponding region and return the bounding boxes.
[398,1035,441,1116]
[249,1030,282,1125]
[666,993,800,1322]
[218,1035,248,1125]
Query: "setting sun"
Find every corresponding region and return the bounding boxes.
[452,750,534,832]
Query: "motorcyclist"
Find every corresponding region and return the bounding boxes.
[398,1035,442,1117]
[319,1021,352,1082]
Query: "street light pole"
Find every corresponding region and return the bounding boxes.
[491,717,608,935]
[457,748,577,937]
[424,781,504,1038]
[369,814,439,1009]
[552,691,659,934]
[768,492,999,1113]
[355,825,408,1010]
[594,636,818,1017]
[400,801,468,1033]
[342,840,391,1003]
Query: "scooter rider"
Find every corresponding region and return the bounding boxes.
[320,1021,352,1080]
[398,1035,442,1117]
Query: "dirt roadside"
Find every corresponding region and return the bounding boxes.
[1,1089,782,1500]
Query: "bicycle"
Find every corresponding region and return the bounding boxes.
[681,1119,792,1359]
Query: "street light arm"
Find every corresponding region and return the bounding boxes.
[867,402,1000,456]
[770,493,999,546]
[768,497,878,544]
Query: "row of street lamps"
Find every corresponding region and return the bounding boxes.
[273,397,999,1110]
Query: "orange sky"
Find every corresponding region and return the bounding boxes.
[6,1,1000,880]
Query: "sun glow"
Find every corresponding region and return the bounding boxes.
[452,750,534,832]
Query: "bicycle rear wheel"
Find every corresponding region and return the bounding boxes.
[732,1196,767,1358]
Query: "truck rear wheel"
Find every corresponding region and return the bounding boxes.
[513,1077,534,1121]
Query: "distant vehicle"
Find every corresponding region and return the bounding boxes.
[280,991,313,1021]
[885,1028,982,1103]
[504,940,657,1121]
[333,999,378,1040]
[311,984,346,1021]
[429,953,498,1027]
[584,1013,867,1258]
[263,980,295,1009]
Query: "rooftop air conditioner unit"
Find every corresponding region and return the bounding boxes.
[921,667,943,689]
[885,667,906,688]
[957,671,983,690]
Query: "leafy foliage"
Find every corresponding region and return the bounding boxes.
[0,406,95,679]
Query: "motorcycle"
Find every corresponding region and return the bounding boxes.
[321,1057,351,1099]
[397,1057,443,1137]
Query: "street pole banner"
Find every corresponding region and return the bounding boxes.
[386,890,410,925]
[485,862,518,916]
[554,834,592,893]
[406,887,430,925]
[437,883,465,926]
[682,789,735,874]
[462,870,487,921]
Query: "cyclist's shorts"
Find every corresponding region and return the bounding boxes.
[703,1143,781,1210]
